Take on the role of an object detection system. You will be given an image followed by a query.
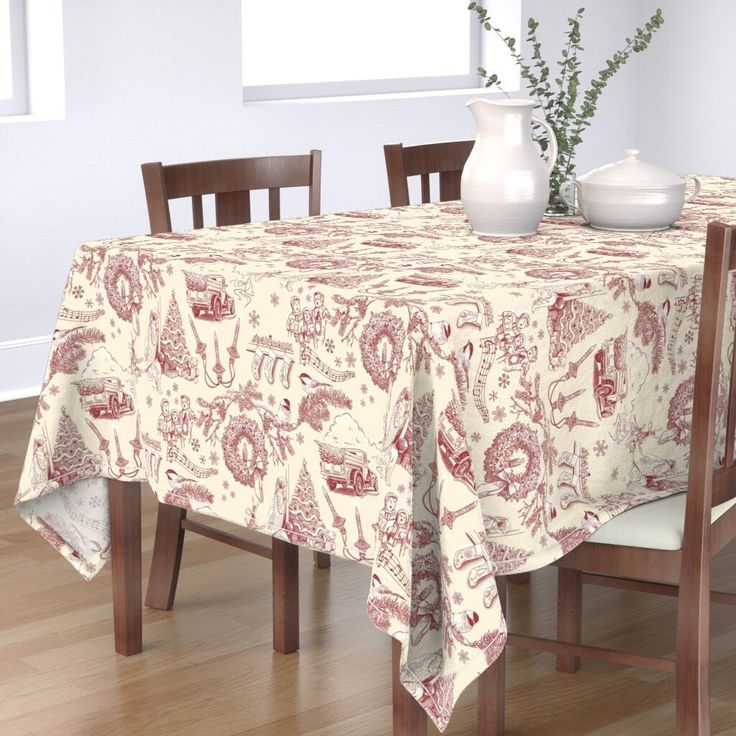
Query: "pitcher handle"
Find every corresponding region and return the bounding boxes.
[684,176,701,203]
[532,116,558,173]
[559,179,590,223]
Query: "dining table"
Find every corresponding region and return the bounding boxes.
[15,175,736,735]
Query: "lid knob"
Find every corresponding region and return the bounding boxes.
[624,148,640,159]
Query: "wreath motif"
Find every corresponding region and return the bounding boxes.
[359,311,406,392]
[103,254,142,322]
[484,422,541,502]
[222,415,268,488]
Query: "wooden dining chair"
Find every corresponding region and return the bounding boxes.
[140,151,329,655]
[481,221,736,735]
[383,140,474,207]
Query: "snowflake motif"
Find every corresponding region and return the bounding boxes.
[223,480,229,490]
[488,390,498,402]
[430,305,442,313]
[267,394,276,406]
[146,396,153,407]
[166,264,174,275]
[498,374,510,388]
[209,451,219,465]
[305,293,312,302]
[72,285,84,299]
[452,592,464,605]
[334,356,342,367]
[346,352,356,368]
[172,382,179,392]
[685,330,694,343]
[360,383,368,394]
[677,344,684,355]
[368,395,375,404]
[117,327,122,335]
[166,389,171,397]
[662,383,670,393]
[471,432,481,443]
[492,406,506,422]
[85,299,94,308]
[109,318,116,328]
[436,364,446,378]
[296,432,304,445]
[230,490,236,498]
[678,360,687,373]
[593,440,608,457]
[622,301,631,312]
[458,651,469,664]
[325,338,335,353]
[192,438,201,452]
[199,455,206,465]
[611,468,619,480]
[360,398,366,407]
[96,293,104,305]
[88,496,102,508]
[49,384,60,396]
[249,310,260,328]
[397,484,406,493]
[221,494,227,502]
[657,395,664,403]
[537,329,544,339]
[270,293,279,307]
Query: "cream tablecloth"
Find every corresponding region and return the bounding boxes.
[16,176,735,730]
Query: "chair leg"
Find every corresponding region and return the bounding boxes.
[145,503,186,610]
[313,551,331,568]
[675,564,711,734]
[272,537,299,654]
[478,577,507,736]
[109,480,142,656]
[556,567,582,673]
[392,638,427,736]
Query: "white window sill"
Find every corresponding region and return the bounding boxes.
[242,86,515,107]
[0,112,64,124]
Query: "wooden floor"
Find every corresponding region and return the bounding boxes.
[2,396,736,736]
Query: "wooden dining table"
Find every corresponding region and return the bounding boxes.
[15,176,736,735]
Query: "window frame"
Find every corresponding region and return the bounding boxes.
[0,0,29,116]
[242,8,485,103]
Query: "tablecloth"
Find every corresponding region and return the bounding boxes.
[16,176,735,730]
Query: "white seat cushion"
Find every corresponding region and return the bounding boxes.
[586,492,736,551]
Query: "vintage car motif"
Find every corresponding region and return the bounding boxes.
[185,272,236,320]
[437,412,474,487]
[76,377,134,419]
[318,442,378,496]
[593,335,628,418]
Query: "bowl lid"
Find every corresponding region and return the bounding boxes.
[579,149,684,188]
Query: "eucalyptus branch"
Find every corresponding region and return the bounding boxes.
[468,2,664,211]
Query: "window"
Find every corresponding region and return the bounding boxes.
[242,0,520,102]
[0,0,28,115]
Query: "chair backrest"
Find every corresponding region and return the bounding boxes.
[383,140,474,207]
[683,221,736,563]
[140,150,322,234]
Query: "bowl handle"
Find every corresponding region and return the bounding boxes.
[559,179,590,223]
[684,176,702,203]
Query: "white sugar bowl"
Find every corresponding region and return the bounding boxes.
[560,149,701,231]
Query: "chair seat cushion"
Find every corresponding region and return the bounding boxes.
[586,492,736,551]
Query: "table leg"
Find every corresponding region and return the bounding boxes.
[392,638,427,736]
[478,577,507,736]
[272,537,299,654]
[109,479,142,656]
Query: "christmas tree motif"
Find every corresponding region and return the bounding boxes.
[283,460,336,552]
[51,408,100,486]
[157,293,198,380]
[547,298,611,369]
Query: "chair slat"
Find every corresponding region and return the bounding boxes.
[439,170,462,201]
[725,338,736,467]
[191,195,204,229]
[420,174,431,204]
[215,190,251,226]
[268,188,281,221]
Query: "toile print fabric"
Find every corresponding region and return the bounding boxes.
[15,176,736,730]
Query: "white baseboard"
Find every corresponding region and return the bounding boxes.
[0,335,50,402]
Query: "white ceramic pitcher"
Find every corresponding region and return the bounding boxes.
[461,98,558,237]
